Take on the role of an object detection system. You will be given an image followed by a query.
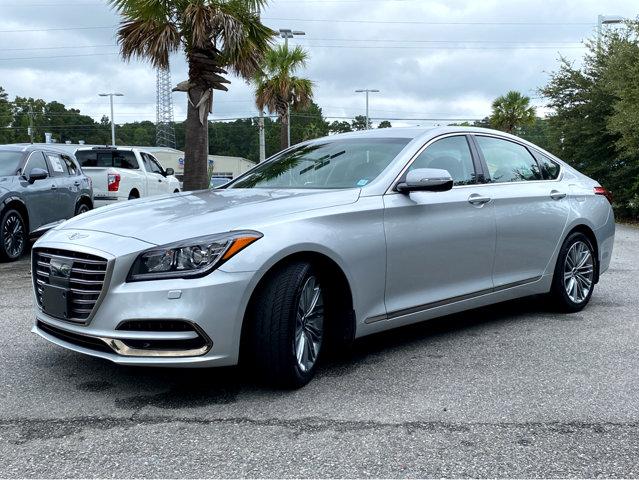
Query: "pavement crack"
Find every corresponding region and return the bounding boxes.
[1,416,638,445]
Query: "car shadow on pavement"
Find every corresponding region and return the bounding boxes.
[35,294,561,409]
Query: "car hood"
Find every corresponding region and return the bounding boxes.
[57,188,360,245]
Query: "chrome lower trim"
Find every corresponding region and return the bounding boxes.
[99,337,210,357]
[365,276,542,324]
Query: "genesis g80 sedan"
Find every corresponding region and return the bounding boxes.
[31,127,615,387]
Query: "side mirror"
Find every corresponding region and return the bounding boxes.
[164,167,175,176]
[28,168,49,184]
[396,168,453,193]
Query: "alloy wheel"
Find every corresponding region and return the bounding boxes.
[563,240,594,304]
[77,204,89,215]
[2,213,25,258]
[294,275,324,372]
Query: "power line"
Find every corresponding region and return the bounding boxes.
[263,17,595,26]
[0,25,116,33]
[0,52,118,61]
[4,44,116,51]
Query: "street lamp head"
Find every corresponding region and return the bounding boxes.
[98,93,125,97]
[599,14,624,25]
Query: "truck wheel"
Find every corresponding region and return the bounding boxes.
[246,261,325,388]
[0,209,27,262]
[128,191,139,200]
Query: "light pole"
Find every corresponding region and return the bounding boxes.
[279,28,305,148]
[99,92,124,146]
[597,14,623,41]
[355,89,380,130]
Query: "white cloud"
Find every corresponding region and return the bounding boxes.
[0,0,636,130]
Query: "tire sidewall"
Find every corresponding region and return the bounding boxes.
[0,209,26,261]
[553,232,596,312]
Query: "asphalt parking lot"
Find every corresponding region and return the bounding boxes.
[0,225,638,478]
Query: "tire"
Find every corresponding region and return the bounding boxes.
[128,191,139,200]
[549,232,597,312]
[0,209,27,262]
[74,202,91,216]
[246,261,325,388]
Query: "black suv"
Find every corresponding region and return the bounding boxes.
[0,145,93,262]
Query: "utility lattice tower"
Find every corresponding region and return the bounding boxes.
[156,67,176,148]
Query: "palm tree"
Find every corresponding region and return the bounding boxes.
[108,0,275,191]
[490,90,536,133]
[254,45,313,151]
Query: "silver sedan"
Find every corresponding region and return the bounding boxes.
[31,127,615,387]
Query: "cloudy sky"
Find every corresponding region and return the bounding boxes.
[1,0,637,129]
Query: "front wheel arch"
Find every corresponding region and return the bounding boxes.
[239,251,355,366]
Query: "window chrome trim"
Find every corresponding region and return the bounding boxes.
[385,131,565,195]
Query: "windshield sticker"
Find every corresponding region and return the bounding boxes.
[48,155,64,173]
[357,179,369,186]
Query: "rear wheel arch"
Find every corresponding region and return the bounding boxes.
[75,195,93,213]
[240,251,356,363]
[128,188,140,200]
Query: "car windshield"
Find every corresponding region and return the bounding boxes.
[0,151,24,176]
[229,138,411,189]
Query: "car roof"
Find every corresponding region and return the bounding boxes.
[325,126,525,142]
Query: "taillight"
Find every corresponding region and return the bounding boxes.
[108,173,121,192]
[594,186,613,204]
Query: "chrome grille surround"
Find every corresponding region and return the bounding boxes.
[32,248,113,325]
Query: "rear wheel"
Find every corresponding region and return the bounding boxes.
[246,261,325,388]
[0,209,27,262]
[550,232,596,312]
[74,202,91,216]
[128,191,139,200]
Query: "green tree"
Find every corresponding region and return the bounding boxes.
[255,44,314,151]
[329,120,352,134]
[0,87,13,144]
[490,90,536,133]
[377,120,392,129]
[351,115,371,131]
[290,102,329,144]
[541,23,639,219]
[108,0,274,191]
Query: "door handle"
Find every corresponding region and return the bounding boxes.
[468,193,491,205]
[74,181,81,186]
[550,190,567,200]
[50,184,57,190]
[158,179,162,182]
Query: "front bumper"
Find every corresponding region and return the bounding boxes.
[32,234,257,367]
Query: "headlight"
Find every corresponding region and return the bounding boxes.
[127,231,262,281]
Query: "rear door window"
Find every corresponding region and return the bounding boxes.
[533,151,561,180]
[475,136,542,183]
[62,155,79,176]
[46,153,68,177]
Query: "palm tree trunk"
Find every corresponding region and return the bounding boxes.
[183,85,209,191]
[280,112,289,151]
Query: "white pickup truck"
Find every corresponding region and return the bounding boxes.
[74,147,181,207]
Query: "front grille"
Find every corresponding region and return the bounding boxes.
[33,248,109,323]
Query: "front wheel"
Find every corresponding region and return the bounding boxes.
[549,232,596,312]
[0,209,27,262]
[246,261,325,388]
